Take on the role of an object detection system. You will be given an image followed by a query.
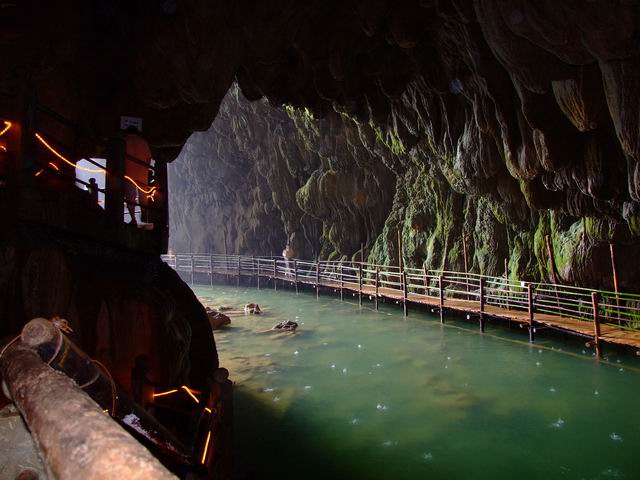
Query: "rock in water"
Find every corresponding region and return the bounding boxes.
[244,303,261,314]
[272,320,298,331]
[208,311,231,330]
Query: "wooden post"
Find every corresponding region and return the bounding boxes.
[375,267,380,310]
[358,264,363,306]
[610,243,621,324]
[591,292,602,358]
[340,264,344,301]
[479,278,485,333]
[257,257,261,289]
[273,258,277,291]
[294,260,298,294]
[190,254,194,285]
[237,256,241,288]
[402,271,408,316]
[316,260,320,298]
[527,283,534,343]
[439,275,444,323]
[209,254,213,286]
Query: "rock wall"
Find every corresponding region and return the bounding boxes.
[0,219,217,391]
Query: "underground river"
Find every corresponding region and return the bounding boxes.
[194,285,640,480]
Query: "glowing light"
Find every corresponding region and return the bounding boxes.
[181,385,200,404]
[34,169,44,177]
[0,121,11,136]
[48,162,60,171]
[0,145,6,152]
[35,133,106,173]
[153,388,178,398]
[201,431,211,465]
[204,407,212,414]
[125,175,157,195]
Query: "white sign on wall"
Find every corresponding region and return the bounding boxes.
[120,116,143,132]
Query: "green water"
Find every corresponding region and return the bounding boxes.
[194,285,640,480]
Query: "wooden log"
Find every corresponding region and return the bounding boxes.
[358,264,363,306]
[375,267,380,310]
[294,259,298,294]
[0,344,177,480]
[592,292,602,357]
[527,283,534,343]
[402,271,408,316]
[439,275,444,324]
[479,278,485,333]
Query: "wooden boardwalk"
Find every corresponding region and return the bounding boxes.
[163,254,640,354]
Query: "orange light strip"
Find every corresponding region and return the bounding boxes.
[204,407,212,414]
[0,121,11,136]
[125,175,157,195]
[35,133,106,173]
[153,388,178,398]
[0,145,6,152]
[201,431,211,465]
[48,162,60,171]
[181,385,200,404]
[34,169,44,177]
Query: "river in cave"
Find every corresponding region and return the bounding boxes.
[194,285,640,480]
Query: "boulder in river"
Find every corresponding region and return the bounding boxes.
[244,303,261,314]
[208,311,231,330]
[272,320,298,331]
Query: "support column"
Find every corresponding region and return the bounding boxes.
[592,292,602,358]
[527,283,535,343]
[273,259,277,291]
[294,260,298,294]
[257,257,261,289]
[316,261,320,299]
[237,256,240,288]
[375,267,379,310]
[402,271,408,316]
[358,264,363,306]
[439,275,444,324]
[340,264,344,301]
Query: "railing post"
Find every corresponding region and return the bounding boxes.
[237,256,241,288]
[375,267,380,310]
[190,254,194,285]
[316,261,320,298]
[294,260,298,294]
[423,264,429,298]
[479,278,485,333]
[209,254,213,286]
[402,271,408,316]
[527,283,534,342]
[591,292,602,358]
[105,135,125,224]
[358,264,363,306]
[257,257,261,289]
[439,275,444,324]
[273,259,277,291]
[340,264,344,301]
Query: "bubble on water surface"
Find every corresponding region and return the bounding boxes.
[294,351,299,355]
[382,440,398,447]
[342,368,348,374]
[610,433,623,442]
[263,387,275,393]
[357,344,362,349]
[304,385,312,390]
[264,353,271,357]
[601,467,623,478]
[374,363,384,368]
[594,390,599,396]
[322,342,329,346]
[376,403,388,411]
[331,364,336,369]
[619,368,624,373]
[421,452,433,461]
[551,418,565,428]
[267,370,277,375]
[350,418,360,425]
[536,362,541,366]
[273,396,280,402]
[549,387,556,393]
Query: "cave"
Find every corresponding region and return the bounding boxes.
[2,1,640,479]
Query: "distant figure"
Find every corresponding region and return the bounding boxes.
[87,177,98,203]
[282,242,294,276]
[124,125,152,226]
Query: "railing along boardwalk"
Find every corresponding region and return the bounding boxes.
[162,254,640,356]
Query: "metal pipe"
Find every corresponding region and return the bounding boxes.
[1,343,176,480]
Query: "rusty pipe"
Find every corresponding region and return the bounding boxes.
[20,318,193,465]
[0,343,177,480]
